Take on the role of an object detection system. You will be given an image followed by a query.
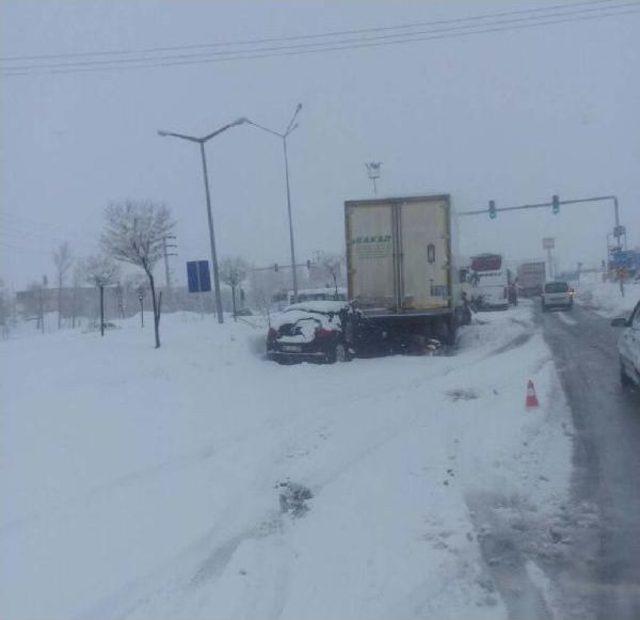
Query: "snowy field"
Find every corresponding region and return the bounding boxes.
[574,272,639,318]
[1,305,573,620]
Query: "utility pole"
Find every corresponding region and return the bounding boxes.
[162,234,177,308]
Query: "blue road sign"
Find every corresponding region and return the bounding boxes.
[198,260,211,292]
[610,250,640,271]
[186,260,212,293]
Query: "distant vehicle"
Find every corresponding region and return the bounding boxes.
[345,194,469,348]
[541,281,573,311]
[287,287,347,305]
[517,262,546,297]
[270,288,347,313]
[267,300,355,364]
[469,253,510,310]
[611,300,640,387]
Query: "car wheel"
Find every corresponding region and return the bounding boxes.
[326,342,348,364]
[334,342,348,363]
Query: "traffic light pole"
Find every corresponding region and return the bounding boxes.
[460,195,625,248]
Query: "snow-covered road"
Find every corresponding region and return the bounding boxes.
[1,305,573,620]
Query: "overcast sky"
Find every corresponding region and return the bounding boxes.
[1,0,639,289]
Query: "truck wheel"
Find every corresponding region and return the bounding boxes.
[434,317,457,346]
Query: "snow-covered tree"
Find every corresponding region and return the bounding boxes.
[220,256,248,319]
[315,251,344,296]
[81,254,119,337]
[101,200,175,348]
[52,242,73,329]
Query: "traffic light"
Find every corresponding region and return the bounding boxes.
[489,200,497,219]
[306,259,312,270]
[274,263,279,272]
[552,194,560,215]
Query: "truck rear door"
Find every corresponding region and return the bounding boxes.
[398,198,450,310]
[346,203,396,311]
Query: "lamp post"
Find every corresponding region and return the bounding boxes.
[158,118,247,324]
[246,104,302,302]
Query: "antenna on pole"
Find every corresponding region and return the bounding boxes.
[365,161,382,196]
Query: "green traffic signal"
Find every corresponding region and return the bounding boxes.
[552,194,560,214]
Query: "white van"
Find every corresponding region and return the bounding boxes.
[541,281,573,311]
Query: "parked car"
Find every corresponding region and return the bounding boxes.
[267,301,356,364]
[541,281,573,311]
[611,300,640,387]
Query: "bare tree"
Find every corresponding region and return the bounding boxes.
[123,273,147,324]
[0,279,12,339]
[101,200,175,348]
[220,256,248,320]
[316,252,344,297]
[52,242,73,329]
[70,262,85,328]
[23,281,46,333]
[81,254,119,337]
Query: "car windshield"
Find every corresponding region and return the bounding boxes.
[545,282,569,293]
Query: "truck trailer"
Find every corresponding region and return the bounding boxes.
[517,261,546,297]
[344,194,469,348]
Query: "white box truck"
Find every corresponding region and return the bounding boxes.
[344,194,469,347]
[517,261,546,297]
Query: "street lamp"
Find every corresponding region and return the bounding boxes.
[158,117,248,324]
[246,104,302,302]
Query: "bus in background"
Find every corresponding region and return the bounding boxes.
[468,253,510,310]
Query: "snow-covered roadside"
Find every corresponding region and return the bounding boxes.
[0,305,573,620]
[575,272,639,318]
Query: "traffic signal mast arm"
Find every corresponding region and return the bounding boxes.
[251,260,313,272]
[460,194,622,243]
[460,194,619,217]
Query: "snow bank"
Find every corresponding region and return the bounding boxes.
[574,272,639,318]
[0,306,572,620]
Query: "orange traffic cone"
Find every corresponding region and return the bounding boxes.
[526,380,539,409]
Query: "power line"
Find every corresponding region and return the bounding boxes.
[0,0,619,63]
[4,1,635,72]
[3,2,638,76]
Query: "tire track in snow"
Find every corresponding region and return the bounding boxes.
[467,491,554,620]
[79,308,542,620]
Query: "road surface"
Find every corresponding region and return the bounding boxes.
[540,303,640,619]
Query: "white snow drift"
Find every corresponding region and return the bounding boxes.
[1,305,572,620]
